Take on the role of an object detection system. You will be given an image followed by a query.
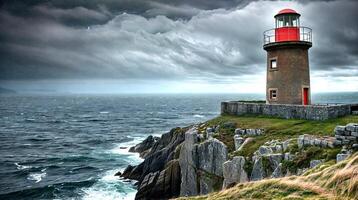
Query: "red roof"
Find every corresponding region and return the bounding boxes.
[275,8,300,17]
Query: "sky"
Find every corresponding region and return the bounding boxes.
[0,0,357,93]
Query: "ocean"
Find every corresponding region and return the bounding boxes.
[0,93,357,199]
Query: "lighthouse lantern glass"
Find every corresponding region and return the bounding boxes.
[276,15,299,28]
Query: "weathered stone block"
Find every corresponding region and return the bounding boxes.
[234,135,245,151]
[314,138,321,146]
[222,156,248,189]
[336,153,350,162]
[351,132,358,137]
[334,126,346,135]
[346,123,358,132]
[309,160,323,168]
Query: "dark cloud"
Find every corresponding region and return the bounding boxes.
[0,0,357,88]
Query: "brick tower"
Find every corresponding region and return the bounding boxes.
[263,9,312,105]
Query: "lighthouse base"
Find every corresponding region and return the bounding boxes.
[221,102,357,121]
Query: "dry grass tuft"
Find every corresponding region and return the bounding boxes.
[176,153,358,200]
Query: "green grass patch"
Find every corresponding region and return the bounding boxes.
[206,114,358,157]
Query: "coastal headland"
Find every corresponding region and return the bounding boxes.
[119,114,358,200]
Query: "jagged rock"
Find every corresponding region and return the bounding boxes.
[206,127,214,139]
[257,146,273,155]
[271,163,283,178]
[353,144,358,150]
[179,128,199,196]
[222,156,248,188]
[282,139,290,151]
[337,153,350,162]
[267,154,283,170]
[136,171,160,199]
[179,129,228,196]
[284,152,294,161]
[297,135,304,148]
[120,126,186,195]
[196,138,228,176]
[310,160,323,168]
[334,126,346,135]
[129,135,159,158]
[234,135,245,150]
[250,157,265,181]
[214,125,220,132]
[345,123,358,132]
[136,160,181,199]
[121,165,136,179]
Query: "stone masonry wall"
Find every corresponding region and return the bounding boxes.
[221,102,353,120]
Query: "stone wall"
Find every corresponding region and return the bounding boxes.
[221,102,354,120]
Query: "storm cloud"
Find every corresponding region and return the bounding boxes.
[0,0,357,92]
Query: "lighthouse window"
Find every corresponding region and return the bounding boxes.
[270,59,277,69]
[270,89,277,99]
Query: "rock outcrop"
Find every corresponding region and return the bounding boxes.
[179,128,228,196]
[222,156,248,188]
[120,127,186,199]
[129,135,160,158]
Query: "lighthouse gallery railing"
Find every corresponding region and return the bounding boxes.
[263,27,312,45]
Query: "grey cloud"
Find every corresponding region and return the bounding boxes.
[0,0,357,82]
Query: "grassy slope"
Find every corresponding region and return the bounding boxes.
[176,153,358,200]
[176,115,358,200]
[205,115,358,157]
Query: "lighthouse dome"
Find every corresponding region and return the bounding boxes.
[275,8,300,17]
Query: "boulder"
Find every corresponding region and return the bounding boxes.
[284,152,294,161]
[257,146,273,155]
[334,126,346,135]
[196,138,228,176]
[206,127,214,139]
[250,157,265,181]
[222,156,248,189]
[336,153,350,162]
[267,154,283,170]
[309,160,323,168]
[234,135,245,151]
[271,163,283,178]
[346,123,358,132]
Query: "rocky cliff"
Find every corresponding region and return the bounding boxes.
[119,115,358,200]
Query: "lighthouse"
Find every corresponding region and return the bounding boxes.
[263,9,312,105]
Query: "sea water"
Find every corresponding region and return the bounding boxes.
[0,93,357,199]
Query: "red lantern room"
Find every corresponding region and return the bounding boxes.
[274,9,300,42]
[263,8,312,45]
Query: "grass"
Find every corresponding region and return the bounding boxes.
[175,153,358,200]
[205,114,358,157]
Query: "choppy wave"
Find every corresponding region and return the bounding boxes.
[14,163,32,170]
[27,172,46,183]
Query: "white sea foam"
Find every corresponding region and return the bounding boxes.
[82,169,137,200]
[82,137,145,200]
[99,111,109,114]
[193,114,205,118]
[27,172,46,183]
[109,136,144,163]
[15,163,31,170]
